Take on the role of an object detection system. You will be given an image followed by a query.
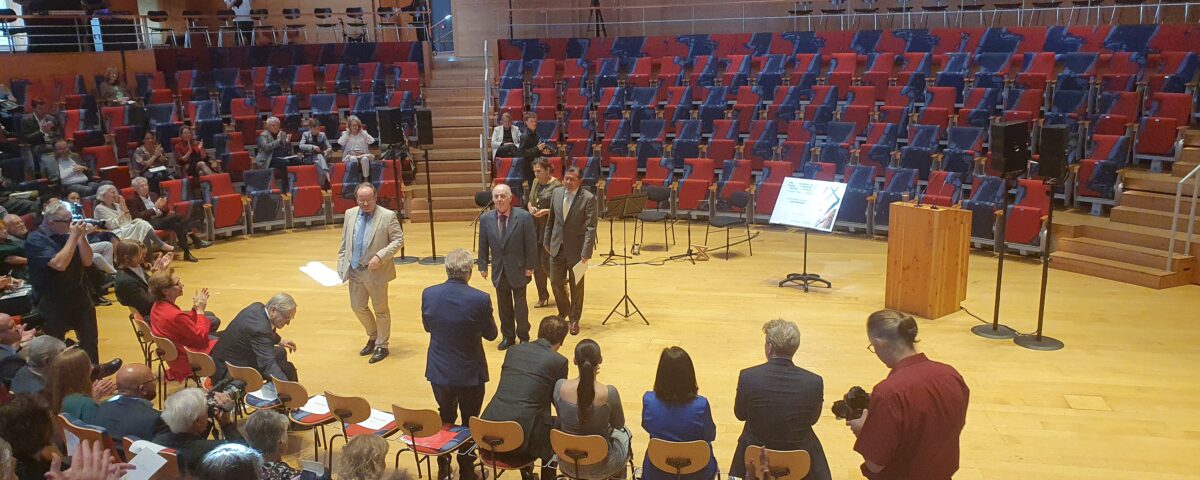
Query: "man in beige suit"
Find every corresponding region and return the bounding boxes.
[338,183,404,363]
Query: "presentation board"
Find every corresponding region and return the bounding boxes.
[768,177,846,232]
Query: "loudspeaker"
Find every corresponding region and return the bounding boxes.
[1038,124,1069,183]
[990,121,1031,175]
[378,108,406,145]
[415,107,433,146]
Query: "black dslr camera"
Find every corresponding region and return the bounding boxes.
[831,386,871,420]
[206,377,247,414]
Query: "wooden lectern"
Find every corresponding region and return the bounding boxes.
[885,202,971,319]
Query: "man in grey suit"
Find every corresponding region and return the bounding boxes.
[338,183,404,363]
[210,293,298,382]
[254,117,290,170]
[477,184,538,349]
[543,167,597,335]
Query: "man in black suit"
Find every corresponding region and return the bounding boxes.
[18,100,60,155]
[517,111,553,183]
[93,363,166,454]
[480,315,569,480]
[423,248,497,480]
[209,293,298,382]
[477,183,538,349]
[0,313,33,387]
[543,167,597,335]
[730,319,831,480]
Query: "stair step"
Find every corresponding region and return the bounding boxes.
[1171,160,1200,177]
[432,126,483,137]
[430,77,485,88]
[1049,251,1187,289]
[1119,190,1183,213]
[412,171,485,185]
[428,138,479,149]
[423,98,485,109]
[427,148,482,161]
[1111,205,1200,231]
[1077,222,1200,253]
[429,106,480,117]
[424,159,484,172]
[432,115,483,128]
[1056,237,1193,272]
[1124,171,1197,196]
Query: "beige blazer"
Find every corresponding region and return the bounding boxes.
[337,205,404,284]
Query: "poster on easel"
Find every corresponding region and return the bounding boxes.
[768,177,846,232]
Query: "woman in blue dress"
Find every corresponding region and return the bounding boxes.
[641,346,718,480]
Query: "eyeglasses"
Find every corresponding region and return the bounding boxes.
[50,219,71,224]
[866,343,876,353]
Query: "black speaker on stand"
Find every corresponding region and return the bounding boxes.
[378,108,419,265]
[412,107,442,266]
[972,121,1028,341]
[1014,124,1066,351]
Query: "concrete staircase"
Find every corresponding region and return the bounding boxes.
[407,56,488,223]
[1051,134,1200,288]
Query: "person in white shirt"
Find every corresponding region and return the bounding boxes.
[226,0,254,46]
[339,116,376,181]
[93,184,175,256]
[490,112,521,157]
[41,140,102,197]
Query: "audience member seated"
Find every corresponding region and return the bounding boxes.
[19,100,60,156]
[174,126,220,181]
[0,121,20,159]
[0,394,57,480]
[45,347,116,424]
[299,118,332,183]
[3,215,25,240]
[98,67,139,107]
[338,435,412,480]
[243,410,301,480]
[195,443,263,480]
[339,115,376,180]
[93,184,178,256]
[0,313,33,388]
[41,140,103,197]
[114,240,172,318]
[210,293,298,382]
[642,346,717,480]
[128,176,210,261]
[491,112,521,158]
[0,224,27,278]
[553,339,631,480]
[0,177,38,218]
[0,82,18,125]
[729,319,830,480]
[132,132,175,191]
[480,315,568,480]
[92,363,166,452]
[153,387,243,475]
[254,117,291,171]
[9,335,64,394]
[148,268,218,382]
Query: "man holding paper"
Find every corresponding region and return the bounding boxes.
[543,167,597,336]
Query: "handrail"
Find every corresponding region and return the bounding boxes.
[1165,141,1198,271]
[481,40,492,190]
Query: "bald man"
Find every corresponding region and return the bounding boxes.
[0,313,32,387]
[93,363,166,450]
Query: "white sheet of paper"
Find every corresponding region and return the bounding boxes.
[571,260,588,284]
[128,440,166,455]
[301,395,330,415]
[357,408,395,430]
[250,381,278,401]
[301,460,325,476]
[122,448,167,480]
[148,166,168,173]
[300,261,343,287]
[64,430,80,457]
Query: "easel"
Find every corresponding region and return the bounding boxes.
[603,193,648,325]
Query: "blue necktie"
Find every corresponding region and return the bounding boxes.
[350,212,371,268]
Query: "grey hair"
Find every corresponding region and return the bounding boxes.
[763,318,801,357]
[132,176,149,187]
[161,388,208,433]
[491,183,512,196]
[0,437,13,480]
[242,410,289,456]
[346,115,363,128]
[26,335,66,369]
[41,201,70,224]
[444,248,473,281]
[195,443,263,480]
[265,116,280,126]
[96,183,118,199]
[355,182,377,197]
[266,293,297,316]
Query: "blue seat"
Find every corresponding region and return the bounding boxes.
[635,119,666,169]
[874,167,919,230]
[963,175,1005,241]
[835,164,876,228]
[598,87,628,121]
[595,58,621,89]
[310,94,340,134]
[498,60,524,89]
[243,168,286,230]
[755,54,789,96]
[350,93,377,136]
[628,86,660,132]
[671,119,702,168]
[898,124,942,181]
[942,126,985,176]
[698,87,730,133]
[146,103,182,145]
[189,100,223,146]
[813,121,858,173]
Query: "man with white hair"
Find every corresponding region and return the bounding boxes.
[152,388,242,475]
[41,139,103,197]
[9,334,65,394]
[337,183,403,364]
[476,183,537,349]
[196,444,263,480]
[210,292,299,382]
[254,117,291,170]
[127,176,211,254]
[25,202,106,363]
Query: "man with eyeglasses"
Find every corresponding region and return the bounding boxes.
[92,363,167,455]
[210,292,299,382]
[0,313,34,388]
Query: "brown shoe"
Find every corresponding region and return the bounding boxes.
[534,298,550,308]
[569,320,580,335]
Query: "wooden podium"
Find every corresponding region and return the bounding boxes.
[885,202,971,319]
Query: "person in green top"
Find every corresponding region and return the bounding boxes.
[527,158,562,308]
[45,347,116,424]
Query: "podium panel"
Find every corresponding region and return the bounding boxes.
[885,202,971,319]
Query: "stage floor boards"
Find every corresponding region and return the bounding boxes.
[92,213,1200,479]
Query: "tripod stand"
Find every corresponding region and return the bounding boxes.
[587,0,607,37]
[778,228,830,291]
[599,215,630,266]
[604,194,648,325]
[416,147,443,265]
[1014,179,1064,350]
[386,141,418,265]
[666,212,702,264]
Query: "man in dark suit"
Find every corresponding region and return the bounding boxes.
[422,248,497,480]
[730,319,831,480]
[517,111,554,183]
[543,167,597,335]
[18,100,60,155]
[127,176,210,261]
[0,313,33,387]
[93,363,166,454]
[477,183,538,349]
[210,293,298,382]
[480,315,569,480]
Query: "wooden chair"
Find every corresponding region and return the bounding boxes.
[744,446,811,480]
[469,417,535,480]
[324,391,398,467]
[184,350,215,388]
[56,414,120,462]
[225,363,280,414]
[149,335,177,409]
[273,377,335,459]
[549,429,611,480]
[121,436,181,480]
[645,438,711,480]
[128,309,153,366]
[392,405,473,478]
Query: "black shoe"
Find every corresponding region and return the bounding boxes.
[91,358,122,380]
[93,295,112,306]
[497,338,514,351]
[183,252,199,262]
[190,235,213,249]
[368,347,389,364]
[358,340,376,356]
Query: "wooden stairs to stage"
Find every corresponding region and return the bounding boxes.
[408,56,488,223]
[1051,133,1200,289]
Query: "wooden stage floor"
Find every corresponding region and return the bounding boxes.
[91,213,1200,479]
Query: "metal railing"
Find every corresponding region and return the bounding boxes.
[1166,143,1199,271]
[430,14,454,53]
[481,40,494,190]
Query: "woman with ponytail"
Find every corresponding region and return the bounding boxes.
[552,339,631,479]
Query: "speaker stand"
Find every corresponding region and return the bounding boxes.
[1014,180,1063,351]
[387,141,418,265]
[417,147,443,265]
[973,174,1017,339]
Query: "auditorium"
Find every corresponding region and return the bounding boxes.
[0,0,1196,479]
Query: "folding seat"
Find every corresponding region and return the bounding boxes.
[857,122,900,178]
[789,54,822,100]
[973,53,1014,89]
[706,119,738,164]
[99,105,142,159]
[81,145,128,190]
[803,85,838,135]
[1098,52,1142,92]
[498,60,524,89]
[873,167,919,232]
[1075,134,1130,214]
[60,109,104,149]
[62,75,92,111]
[534,119,561,148]
[662,86,693,128]
[198,173,247,239]
[898,124,941,181]
[392,62,421,99]
[896,53,934,92]
[755,54,789,96]
[495,88,525,121]
[135,72,172,105]
[742,120,781,168]
[1091,91,1139,136]
[1056,52,1099,92]
[657,56,686,87]
[570,156,602,189]
[722,54,754,89]
[677,158,715,210]
[594,58,621,89]
[635,119,667,169]
[265,95,299,137]
[755,160,795,216]
[242,169,286,232]
[175,70,203,101]
[860,53,896,99]
[349,93,378,137]
[689,55,719,88]
[642,156,674,189]
[374,158,402,211]
[541,156,565,179]
[1042,88,1091,160]
[186,100,223,145]
[835,164,876,230]
[601,118,633,161]
[716,159,753,205]
[293,64,318,98]
[564,119,597,158]
[308,94,339,137]
[605,156,637,198]
[597,87,628,121]
[357,62,384,95]
[1015,52,1056,91]
[912,86,956,130]
[999,88,1044,124]
[958,87,1002,128]
[671,119,702,166]
[922,170,963,207]
[616,57,651,88]
[1135,92,1193,172]
[799,161,836,181]
[697,87,730,133]
[839,85,877,132]
[493,156,527,203]
[627,86,661,131]
[878,86,916,129]
[812,121,860,173]
[287,165,326,225]
[214,132,252,182]
[824,53,857,92]
[731,86,766,133]
[525,59,556,89]
[765,85,802,122]
[1005,178,1049,249]
[529,88,559,121]
[328,163,359,217]
[779,121,818,172]
[250,67,275,100]
[961,175,1005,242]
[159,178,201,224]
[562,59,590,89]
[1146,51,1199,94]
[387,91,418,112]
[941,126,985,176]
[212,68,241,92]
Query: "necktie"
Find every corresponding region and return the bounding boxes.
[564,191,573,215]
[499,213,508,234]
[350,212,371,269]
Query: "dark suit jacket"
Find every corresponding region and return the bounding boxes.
[209,302,286,381]
[730,357,831,480]
[480,338,568,461]
[126,192,162,221]
[18,114,58,146]
[477,207,538,289]
[9,365,43,394]
[92,395,167,452]
[421,279,497,387]
[151,430,242,476]
[0,344,25,388]
[543,187,597,263]
[114,268,155,318]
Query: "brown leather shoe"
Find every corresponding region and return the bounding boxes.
[569,320,580,335]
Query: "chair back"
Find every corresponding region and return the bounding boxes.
[646,438,710,476]
[392,405,442,440]
[131,313,153,344]
[324,391,372,424]
[549,429,610,467]
[185,350,216,378]
[744,446,811,480]
[151,335,178,363]
[225,362,266,389]
[122,437,181,480]
[271,377,310,410]
[56,414,119,461]
[468,417,525,454]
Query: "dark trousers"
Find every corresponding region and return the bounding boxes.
[431,383,485,480]
[549,254,585,323]
[148,213,194,253]
[40,294,99,363]
[496,281,530,342]
[274,345,298,382]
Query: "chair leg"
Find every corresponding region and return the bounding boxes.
[746,223,753,256]
[725,228,731,260]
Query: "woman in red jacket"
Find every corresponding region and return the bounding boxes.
[148,268,217,381]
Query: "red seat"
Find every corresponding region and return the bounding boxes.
[200,173,247,238]
[1005,178,1049,246]
[677,158,714,210]
[755,160,793,216]
[605,156,637,198]
[287,165,325,223]
[923,171,959,207]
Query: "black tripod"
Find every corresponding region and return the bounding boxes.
[1014,179,1064,350]
[416,147,443,265]
[779,228,831,291]
[666,212,701,264]
[587,0,607,37]
[385,141,418,265]
[604,194,648,325]
[599,209,630,266]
